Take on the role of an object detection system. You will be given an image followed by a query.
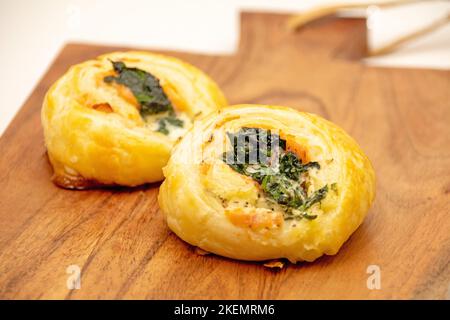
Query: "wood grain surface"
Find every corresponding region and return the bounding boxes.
[0,12,449,299]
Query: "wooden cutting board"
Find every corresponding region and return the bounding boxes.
[0,12,449,300]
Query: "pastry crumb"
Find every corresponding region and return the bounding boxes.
[263,260,285,269]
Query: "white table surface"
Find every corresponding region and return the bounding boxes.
[1,0,449,136]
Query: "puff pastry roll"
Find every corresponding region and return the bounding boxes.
[158,105,375,262]
[42,51,227,188]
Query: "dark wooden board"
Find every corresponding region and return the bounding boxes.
[0,12,449,299]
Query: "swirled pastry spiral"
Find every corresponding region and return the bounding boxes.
[42,51,227,188]
[158,105,375,262]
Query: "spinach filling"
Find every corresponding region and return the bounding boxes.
[223,127,328,220]
[156,115,184,135]
[104,61,183,134]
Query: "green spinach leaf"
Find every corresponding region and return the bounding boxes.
[104,61,173,117]
[156,115,184,135]
[223,127,329,220]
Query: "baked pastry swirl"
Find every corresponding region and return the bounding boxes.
[42,51,227,188]
[158,105,375,262]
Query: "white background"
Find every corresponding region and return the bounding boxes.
[1,0,449,136]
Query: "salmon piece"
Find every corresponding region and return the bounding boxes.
[286,139,309,163]
[225,207,283,231]
[92,103,113,113]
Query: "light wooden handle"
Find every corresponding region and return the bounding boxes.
[287,0,449,57]
[368,13,450,56]
[287,0,430,31]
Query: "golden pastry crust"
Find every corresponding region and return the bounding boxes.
[42,51,227,188]
[158,105,376,262]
